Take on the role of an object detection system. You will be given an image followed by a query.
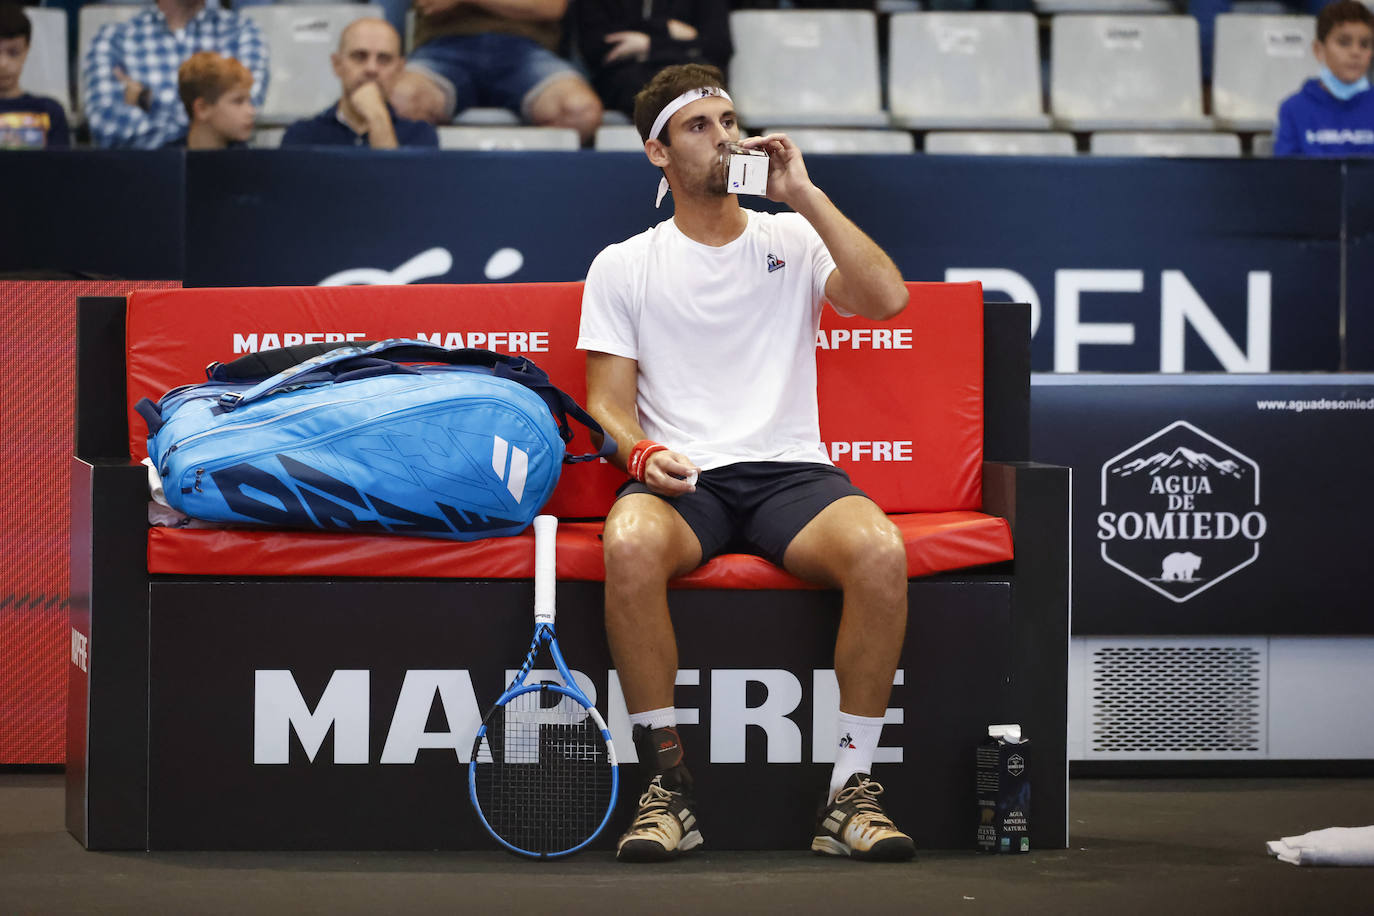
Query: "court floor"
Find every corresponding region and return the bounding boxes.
[3,772,1372,914]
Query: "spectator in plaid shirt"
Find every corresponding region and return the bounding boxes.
[82,0,268,148]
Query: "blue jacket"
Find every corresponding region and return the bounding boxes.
[1273,78,1374,157]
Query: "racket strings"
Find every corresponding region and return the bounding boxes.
[473,685,614,855]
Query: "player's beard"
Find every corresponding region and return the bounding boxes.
[674,149,730,200]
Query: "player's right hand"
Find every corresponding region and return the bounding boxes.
[643,450,699,497]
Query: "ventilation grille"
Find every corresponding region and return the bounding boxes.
[1086,639,1267,759]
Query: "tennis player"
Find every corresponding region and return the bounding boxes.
[577,63,915,863]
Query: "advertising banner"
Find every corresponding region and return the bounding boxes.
[144,579,1021,850]
[1,150,184,281]
[1346,160,1374,371]
[1031,374,1374,635]
[184,152,1346,373]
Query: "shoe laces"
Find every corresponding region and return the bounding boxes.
[628,777,682,838]
[835,777,897,831]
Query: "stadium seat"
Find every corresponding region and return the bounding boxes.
[244,4,384,126]
[451,108,521,126]
[1050,15,1213,131]
[1034,0,1172,13]
[760,128,915,153]
[1212,14,1317,132]
[924,131,1077,155]
[1089,131,1242,156]
[21,7,69,115]
[76,4,146,117]
[593,124,643,151]
[251,126,286,148]
[888,13,1050,130]
[436,125,579,150]
[728,10,888,128]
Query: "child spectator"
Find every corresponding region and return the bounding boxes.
[82,0,268,149]
[175,51,256,149]
[0,2,70,148]
[1274,0,1373,156]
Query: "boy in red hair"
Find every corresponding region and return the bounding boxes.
[174,51,256,149]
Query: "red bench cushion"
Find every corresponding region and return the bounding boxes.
[147,511,1012,588]
[124,280,984,518]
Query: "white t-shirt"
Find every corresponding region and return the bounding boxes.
[577,209,840,471]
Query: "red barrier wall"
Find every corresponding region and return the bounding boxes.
[1,281,178,764]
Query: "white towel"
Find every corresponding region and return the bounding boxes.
[1266,826,1374,866]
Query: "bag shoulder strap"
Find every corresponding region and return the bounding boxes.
[209,339,616,463]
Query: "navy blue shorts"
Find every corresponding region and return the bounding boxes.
[615,461,866,567]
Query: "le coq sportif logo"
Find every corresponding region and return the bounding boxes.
[1098,421,1267,603]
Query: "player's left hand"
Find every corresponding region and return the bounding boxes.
[740,133,815,207]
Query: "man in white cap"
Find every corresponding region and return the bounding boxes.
[577,63,915,863]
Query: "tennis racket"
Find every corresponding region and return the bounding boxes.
[469,515,619,857]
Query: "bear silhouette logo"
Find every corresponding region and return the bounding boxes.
[1160,551,1202,582]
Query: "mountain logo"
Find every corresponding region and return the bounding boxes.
[1098,421,1266,603]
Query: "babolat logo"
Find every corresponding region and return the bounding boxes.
[1097,420,1266,602]
[491,436,528,503]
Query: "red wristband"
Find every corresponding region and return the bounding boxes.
[628,439,668,483]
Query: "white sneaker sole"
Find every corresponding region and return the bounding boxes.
[811,834,916,862]
[617,829,704,862]
[811,836,850,857]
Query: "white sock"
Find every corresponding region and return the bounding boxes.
[829,711,884,803]
[629,706,677,731]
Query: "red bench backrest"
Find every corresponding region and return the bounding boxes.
[125,281,982,516]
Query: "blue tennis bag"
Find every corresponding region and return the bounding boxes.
[137,339,616,540]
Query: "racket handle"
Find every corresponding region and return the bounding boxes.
[533,514,558,625]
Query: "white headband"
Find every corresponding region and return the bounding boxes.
[650,86,733,208]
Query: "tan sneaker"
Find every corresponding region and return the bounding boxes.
[812,773,916,861]
[616,774,704,862]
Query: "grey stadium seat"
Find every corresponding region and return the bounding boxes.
[1089,131,1242,157]
[251,126,286,148]
[1034,0,1172,13]
[594,125,644,151]
[243,4,384,126]
[923,131,1077,155]
[1050,15,1213,131]
[21,7,70,115]
[728,10,888,128]
[888,13,1050,130]
[452,108,521,126]
[760,128,914,154]
[436,126,580,150]
[1212,14,1318,132]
